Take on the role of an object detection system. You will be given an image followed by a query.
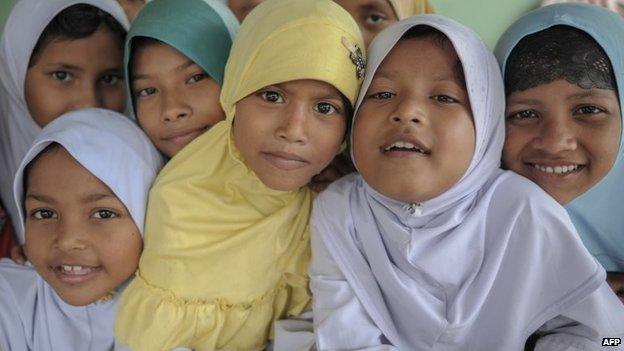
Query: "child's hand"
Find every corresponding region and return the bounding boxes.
[10,245,26,265]
[309,152,355,193]
[607,272,624,303]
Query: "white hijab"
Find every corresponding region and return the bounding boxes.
[0,108,162,351]
[313,15,614,349]
[0,0,129,235]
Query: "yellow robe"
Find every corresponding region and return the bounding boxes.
[115,122,312,350]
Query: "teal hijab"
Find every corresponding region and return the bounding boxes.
[495,3,624,271]
[124,0,238,115]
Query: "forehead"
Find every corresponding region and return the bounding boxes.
[26,147,113,197]
[36,25,122,63]
[132,41,190,69]
[376,38,460,79]
[277,79,340,92]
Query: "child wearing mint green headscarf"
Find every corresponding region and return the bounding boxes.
[125,0,238,158]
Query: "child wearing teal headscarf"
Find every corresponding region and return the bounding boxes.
[125,0,238,158]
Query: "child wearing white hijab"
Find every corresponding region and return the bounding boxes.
[310,15,624,350]
[0,108,162,351]
[0,0,129,243]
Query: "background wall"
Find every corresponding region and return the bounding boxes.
[0,0,13,36]
[0,0,541,47]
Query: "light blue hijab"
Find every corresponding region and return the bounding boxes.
[495,3,624,272]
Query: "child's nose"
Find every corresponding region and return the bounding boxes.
[55,220,88,252]
[275,105,308,143]
[389,97,425,125]
[161,90,192,122]
[532,118,578,154]
[71,86,100,110]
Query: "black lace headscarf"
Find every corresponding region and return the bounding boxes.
[504,25,616,95]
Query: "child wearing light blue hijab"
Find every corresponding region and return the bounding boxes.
[0,109,162,351]
[309,14,624,350]
[495,3,624,301]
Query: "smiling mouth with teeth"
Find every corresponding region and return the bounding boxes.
[382,141,430,154]
[54,264,100,276]
[530,163,583,175]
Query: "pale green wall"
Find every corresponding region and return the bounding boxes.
[0,0,540,47]
[0,0,14,36]
[432,0,541,48]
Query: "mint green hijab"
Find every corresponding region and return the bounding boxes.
[124,0,238,116]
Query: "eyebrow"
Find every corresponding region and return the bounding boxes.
[506,97,542,106]
[373,70,399,80]
[566,90,608,101]
[132,59,197,81]
[361,0,393,11]
[25,194,56,204]
[81,193,116,203]
[44,63,83,72]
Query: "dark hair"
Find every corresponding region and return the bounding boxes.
[505,25,616,95]
[28,4,126,68]
[400,25,466,86]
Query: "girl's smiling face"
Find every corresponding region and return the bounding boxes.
[233,79,348,191]
[333,0,399,47]
[354,36,475,203]
[503,80,621,205]
[131,41,225,158]
[24,24,125,128]
[23,146,142,306]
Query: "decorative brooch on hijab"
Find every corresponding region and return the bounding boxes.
[342,37,366,79]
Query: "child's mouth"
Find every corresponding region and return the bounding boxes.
[381,141,430,155]
[51,264,102,285]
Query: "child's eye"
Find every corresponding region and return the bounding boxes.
[368,91,394,100]
[259,91,284,103]
[365,13,386,25]
[187,72,207,84]
[100,74,122,86]
[507,109,539,121]
[574,105,605,115]
[30,209,57,220]
[314,102,340,115]
[136,87,157,97]
[91,209,118,219]
[51,71,72,82]
[432,95,458,104]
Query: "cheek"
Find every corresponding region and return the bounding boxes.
[136,105,162,138]
[97,229,142,277]
[232,111,259,155]
[23,229,51,265]
[24,73,62,127]
[584,125,621,173]
[313,120,346,161]
[502,126,531,164]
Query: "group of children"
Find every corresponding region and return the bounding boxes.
[0,0,623,350]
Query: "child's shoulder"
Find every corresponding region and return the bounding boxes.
[487,171,562,211]
[0,259,39,297]
[314,173,361,206]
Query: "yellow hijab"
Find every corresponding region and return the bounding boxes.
[388,0,435,19]
[115,0,364,349]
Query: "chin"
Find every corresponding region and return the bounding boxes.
[56,291,102,306]
[262,175,307,192]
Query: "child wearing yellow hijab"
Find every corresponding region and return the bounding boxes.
[334,0,434,46]
[114,0,364,350]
